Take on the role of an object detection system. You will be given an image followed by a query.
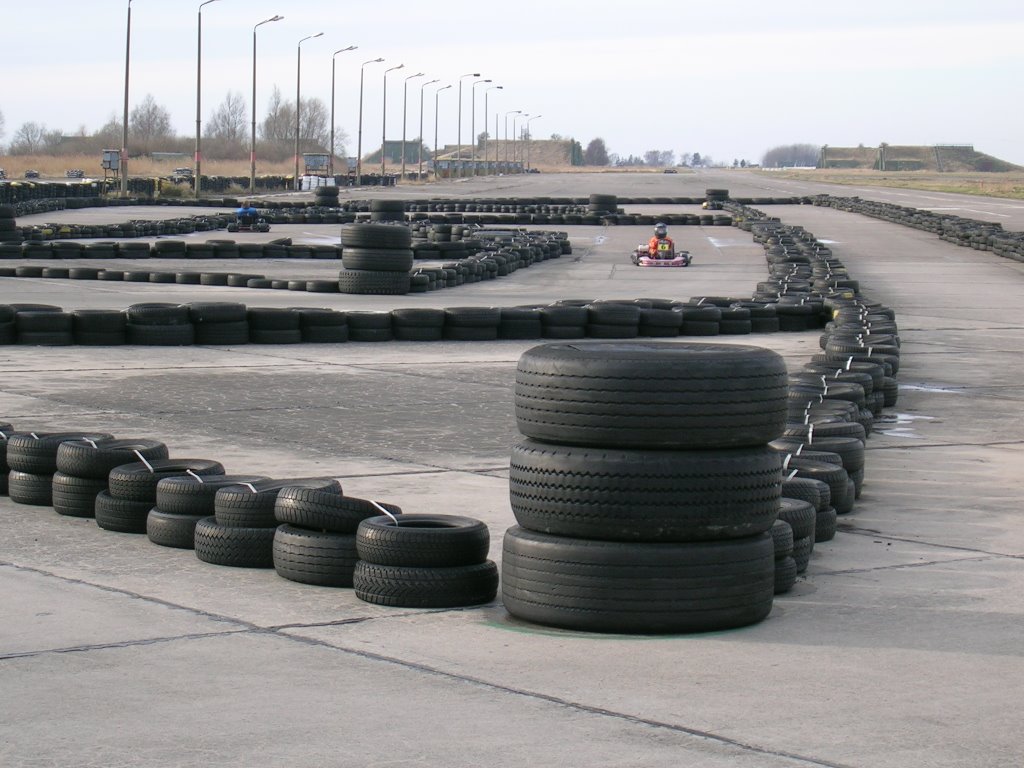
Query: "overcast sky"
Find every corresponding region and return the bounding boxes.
[2,0,1023,165]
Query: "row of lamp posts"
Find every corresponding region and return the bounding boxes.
[125,1,543,198]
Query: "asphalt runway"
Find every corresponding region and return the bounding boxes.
[1,170,1022,767]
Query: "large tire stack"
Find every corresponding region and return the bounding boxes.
[314,185,339,208]
[353,514,498,607]
[126,303,195,346]
[338,223,412,295]
[503,341,789,634]
[53,438,168,519]
[587,193,618,218]
[273,489,402,587]
[0,205,18,246]
[369,199,406,222]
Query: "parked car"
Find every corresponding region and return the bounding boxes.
[24,169,40,179]
[170,167,195,183]
[0,168,7,180]
[65,169,85,178]
[663,168,678,174]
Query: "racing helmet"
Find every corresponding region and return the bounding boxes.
[654,222,668,238]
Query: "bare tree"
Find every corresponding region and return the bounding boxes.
[0,109,5,142]
[130,94,175,142]
[8,122,61,155]
[584,137,609,166]
[206,91,248,143]
[95,114,122,147]
[259,86,331,149]
[643,149,675,167]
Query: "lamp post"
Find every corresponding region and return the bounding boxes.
[194,0,222,199]
[356,57,384,186]
[525,114,542,172]
[513,113,529,173]
[120,0,134,198]
[400,71,424,184]
[294,32,324,190]
[417,78,439,180]
[469,78,491,176]
[250,14,283,194]
[434,84,452,180]
[456,72,479,179]
[381,64,404,180]
[503,110,521,172]
[329,45,357,178]
[483,85,502,176]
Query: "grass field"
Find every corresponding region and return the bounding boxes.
[760,168,1024,200]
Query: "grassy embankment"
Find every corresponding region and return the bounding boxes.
[759,168,1024,200]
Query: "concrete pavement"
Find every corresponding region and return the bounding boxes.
[1,171,1022,767]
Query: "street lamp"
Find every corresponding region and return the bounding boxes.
[381,64,405,179]
[195,0,222,199]
[470,78,491,176]
[294,32,324,190]
[504,110,521,171]
[483,85,502,176]
[357,57,384,186]
[417,78,440,180]
[456,72,479,179]
[250,14,283,194]
[330,45,357,178]
[525,114,542,172]
[121,0,134,198]
[513,113,528,173]
[434,84,452,180]
[400,71,425,184]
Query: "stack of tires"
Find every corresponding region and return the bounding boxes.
[587,193,617,217]
[126,303,195,346]
[14,305,74,346]
[53,438,168,519]
[338,223,412,295]
[353,514,499,607]
[503,341,789,633]
[705,188,729,204]
[0,206,18,245]
[369,199,406,222]
[189,302,250,345]
[247,308,301,344]
[273,489,402,587]
[314,185,340,208]
[148,473,269,549]
[7,432,113,507]
[103,458,226,533]
[195,478,340,568]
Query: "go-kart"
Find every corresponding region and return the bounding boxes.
[227,209,271,233]
[631,239,691,267]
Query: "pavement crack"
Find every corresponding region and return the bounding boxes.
[833,528,1024,560]
[818,554,999,576]
[0,629,252,661]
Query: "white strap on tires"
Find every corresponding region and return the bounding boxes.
[185,469,205,483]
[807,423,814,443]
[82,438,98,449]
[133,450,155,473]
[370,500,400,526]
[787,469,800,481]
[240,483,258,493]
[30,432,39,439]
[782,454,792,470]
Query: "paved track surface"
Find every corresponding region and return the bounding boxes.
[2,171,1022,767]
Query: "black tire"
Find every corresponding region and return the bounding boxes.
[337,270,411,295]
[214,477,342,528]
[51,472,109,517]
[126,324,195,346]
[342,248,414,272]
[353,560,499,608]
[8,470,55,506]
[126,303,190,326]
[6,432,115,474]
[55,438,169,479]
[793,535,813,573]
[188,302,248,324]
[355,514,490,567]
[501,527,774,634]
[95,490,153,533]
[273,525,359,587]
[786,458,849,514]
[147,509,205,549]
[108,459,226,503]
[815,507,838,542]
[776,497,816,541]
[514,342,788,449]
[770,519,794,559]
[774,556,798,594]
[341,223,412,249]
[274,488,401,534]
[193,517,276,568]
[509,440,782,542]
[155,474,270,516]
[782,476,829,512]
[195,321,250,345]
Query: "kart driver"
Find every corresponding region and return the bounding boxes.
[648,223,675,258]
